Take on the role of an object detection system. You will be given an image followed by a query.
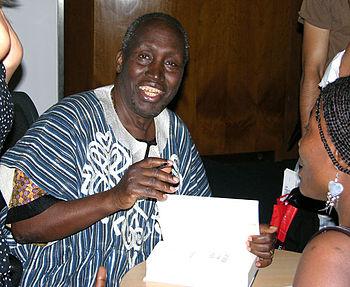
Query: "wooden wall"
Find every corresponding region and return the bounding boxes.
[64,0,303,158]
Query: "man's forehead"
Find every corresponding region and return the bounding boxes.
[135,18,181,38]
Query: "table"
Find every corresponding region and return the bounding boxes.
[121,249,301,287]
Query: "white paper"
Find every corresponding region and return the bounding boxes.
[281,168,300,196]
[144,195,259,287]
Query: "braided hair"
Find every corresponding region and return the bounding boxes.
[121,12,190,65]
[316,76,350,174]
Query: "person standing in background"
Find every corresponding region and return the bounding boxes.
[299,0,350,136]
[298,0,350,230]
[0,1,23,286]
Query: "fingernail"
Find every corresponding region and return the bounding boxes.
[170,186,176,192]
[247,236,252,242]
[256,262,261,267]
[173,177,179,182]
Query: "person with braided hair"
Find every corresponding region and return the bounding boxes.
[294,76,350,286]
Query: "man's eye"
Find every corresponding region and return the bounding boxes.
[165,61,178,68]
[138,54,150,60]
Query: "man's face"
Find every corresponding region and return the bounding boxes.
[117,19,185,118]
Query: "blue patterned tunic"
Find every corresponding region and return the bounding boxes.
[0,86,211,286]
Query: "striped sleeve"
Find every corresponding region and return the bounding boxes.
[1,92,100,201]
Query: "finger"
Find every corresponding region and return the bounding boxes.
[95,266,107,287]
[259,224,278,234]
[247,245,272,260]
[139,183,176,201]
[138,157,172,169]
[255,257,273,268]
[249,233,276,245]
[141,168,179,188]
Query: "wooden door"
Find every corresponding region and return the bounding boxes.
[64,0,302,157]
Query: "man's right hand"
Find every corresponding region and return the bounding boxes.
[110,157,179,210]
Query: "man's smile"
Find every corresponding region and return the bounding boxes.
[138,85,164,101]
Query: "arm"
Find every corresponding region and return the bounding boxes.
[293,231,350,286]
[0,9,23,82]
[300,21,329,135]
[11,158,178,244]
[339,43,350,77]
[0,9,10,62]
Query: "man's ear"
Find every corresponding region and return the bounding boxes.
[116,51,123,74]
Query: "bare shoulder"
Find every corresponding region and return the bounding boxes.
[0,10,10,61]
[293,230,350,287]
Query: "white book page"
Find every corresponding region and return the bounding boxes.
[145,195,259,287]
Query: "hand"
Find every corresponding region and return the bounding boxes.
[246,224,277,268]
[111,157,179,210]
[94,266,107,287]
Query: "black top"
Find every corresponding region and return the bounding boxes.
[0,61,14,285]
[0,61,13,151]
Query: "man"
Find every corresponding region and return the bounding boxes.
[299,0,350,136]
[0,13,275,286]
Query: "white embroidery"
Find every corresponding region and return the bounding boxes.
[112,202,161,267]
[170,154,183,191]
[81,130,162,266]
[81,131,131,196]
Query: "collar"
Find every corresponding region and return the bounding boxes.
[94,85,170,163]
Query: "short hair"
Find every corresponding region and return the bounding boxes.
[0,0,17,7]
[316,76,350,174]
[121,12,190,65]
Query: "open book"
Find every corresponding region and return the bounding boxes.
[144,195,260,287]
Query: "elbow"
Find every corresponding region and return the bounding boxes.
[11,222,32,244]
[11,221,45,244]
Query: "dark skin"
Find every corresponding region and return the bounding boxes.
[11,18,275,268]
[94,266,107,287]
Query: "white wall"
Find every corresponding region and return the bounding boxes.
[4,0,61,115]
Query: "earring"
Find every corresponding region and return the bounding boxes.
[326,172,344,214]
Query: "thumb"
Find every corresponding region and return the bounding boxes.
[95,266,107,287]
[260,224,278,234]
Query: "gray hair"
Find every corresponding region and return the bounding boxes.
[121,12,190,65]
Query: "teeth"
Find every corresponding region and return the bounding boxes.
[139,86,162,97]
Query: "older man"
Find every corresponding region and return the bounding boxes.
[0,13,274,286]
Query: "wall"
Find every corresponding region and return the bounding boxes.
[4,0,61,115]
[65,0,303,158]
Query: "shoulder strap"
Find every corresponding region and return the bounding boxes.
[313,225,350,239]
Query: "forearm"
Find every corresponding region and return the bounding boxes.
[300,21,329,135]
[299,72,321,135]
[11,189,117,244]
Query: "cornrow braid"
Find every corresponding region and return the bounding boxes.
[316,76,350,175]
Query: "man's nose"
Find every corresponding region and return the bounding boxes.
[146,61,164,81]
